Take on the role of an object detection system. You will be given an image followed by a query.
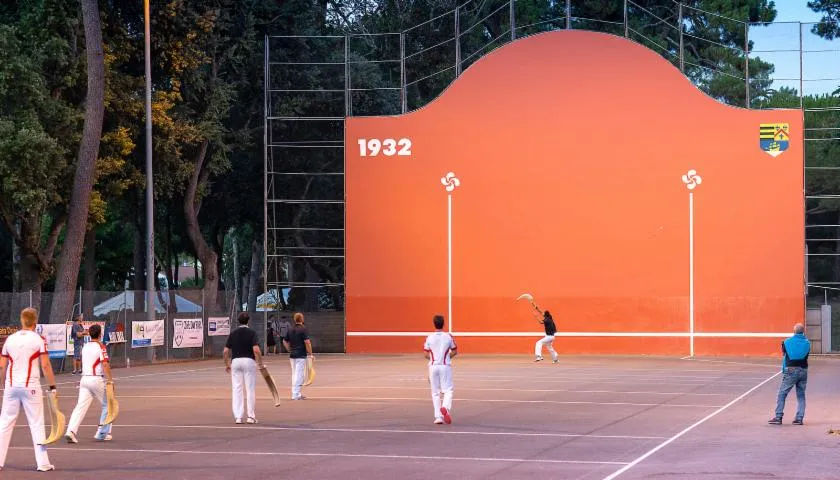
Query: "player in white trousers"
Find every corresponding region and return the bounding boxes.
[533,309,559,363]
[283,313,312,400]
[0,308,58,472]
[224,313,264,424]
[65,324,114,443]
[424,315,457,425]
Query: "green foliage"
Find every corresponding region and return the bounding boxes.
[179,277,204,289]
[808,0,840,39]
[0,0,831,296]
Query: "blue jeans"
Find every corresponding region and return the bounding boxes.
[775,367,807,420]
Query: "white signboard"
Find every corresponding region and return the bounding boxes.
[35,324,67,359]
[131,320,164,348]
[208,317,231,337]
[173,318,203,349]
[107,330,127,344]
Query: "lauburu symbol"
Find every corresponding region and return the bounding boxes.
[681,170,702,190]
[441,172,460,192]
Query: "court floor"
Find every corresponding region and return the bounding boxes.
[4,354,840,479]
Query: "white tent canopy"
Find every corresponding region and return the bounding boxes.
[94,291,202,317]
[243,289,290,312]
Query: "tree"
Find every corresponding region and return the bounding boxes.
[809,0,840,39]
[50,0,106,324]
[0,0,139,309]
[0,1,82,302]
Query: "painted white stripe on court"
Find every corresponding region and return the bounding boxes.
[36,423,666,440]
[18,446,628,465]
[107,395,720,408]
[0,365,223,394]
[415,378,760,387]
[680,358,779,368]
[307,386,733,396]
[347,331,791,338]
[106,384,732,396]
[601,370,781,480]
[426,372,771,381]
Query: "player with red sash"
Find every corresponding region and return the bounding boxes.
[65,324,114,443]
[424,315,457,425]
[0,308,58,472]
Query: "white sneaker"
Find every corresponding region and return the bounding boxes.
[94,434,112,442]
[535,357,544,362]
[434,418,444,424]
[37,464,55,472]
[64,432,78,444]
[235,418,243,424]
[246,417,258,424]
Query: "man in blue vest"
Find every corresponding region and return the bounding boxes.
[768,323,810,425]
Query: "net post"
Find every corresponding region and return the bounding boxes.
[455,7,461,76]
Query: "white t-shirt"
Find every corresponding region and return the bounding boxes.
[81,341,109,376]
[424,331,457,366]
[1,329,47,388]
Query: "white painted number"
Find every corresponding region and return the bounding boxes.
[382,138,397,156]
[398,138,412,156]
[357,138,412,157]
[368,139,382,156]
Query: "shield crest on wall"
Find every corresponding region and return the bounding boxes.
[759,123,790,157]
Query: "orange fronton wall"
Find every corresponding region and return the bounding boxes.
[344,30,804,356]
[347,336,784,356]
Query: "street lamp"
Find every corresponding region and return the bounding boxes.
[144,0,155,322]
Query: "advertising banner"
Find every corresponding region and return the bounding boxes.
[131,320,164,348]
[173,318,203,348]
[208,317,231,337]
[105,322,127,344]
[36,324,67,359]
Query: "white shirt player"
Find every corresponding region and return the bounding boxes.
[80,341,109,376]
[424,332,457,366]
[1,330,48,388]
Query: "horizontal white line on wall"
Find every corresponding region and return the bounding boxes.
[346,331,790,338]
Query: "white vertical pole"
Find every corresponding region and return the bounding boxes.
[689,191,695,357]
[448,194,453,333]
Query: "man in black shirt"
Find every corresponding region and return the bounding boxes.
[533,308,559,363]
[283,313,312,400]
[224,313,264,424]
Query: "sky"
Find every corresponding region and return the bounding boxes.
[749,1,839,96]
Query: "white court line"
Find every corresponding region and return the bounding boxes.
[601,370,781,480]
[315,396,721,408]
[292,386,733,396]
[106,395,720,408]
[28,423,667,440]
[398,373,765,381]
[347,331,790,338]
[0,366,223,393]
[405,378,760,387]
[113,366,222,380]
[14,446,628,465]
[680,358,779,368]
[426,372,771,381]
[103,385,731,396]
